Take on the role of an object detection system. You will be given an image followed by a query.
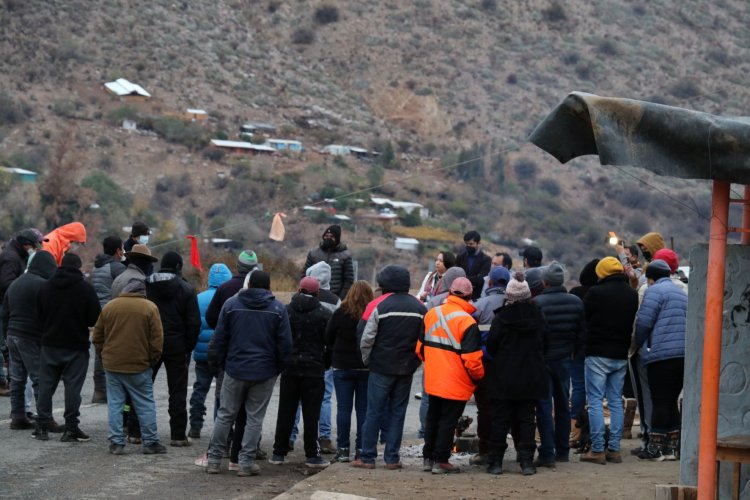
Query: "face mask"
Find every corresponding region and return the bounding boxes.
[642,250,652,261]
[121,254,127,262]
[465,246,477,256]
[69,242,81,252]
[138,235,150,245]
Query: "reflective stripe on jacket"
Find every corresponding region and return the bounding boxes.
[417,295,484,401]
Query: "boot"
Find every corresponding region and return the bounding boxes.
[569,418,581,447]
[621,398,637,439]
[638,431,665,461]
[486,450,504,475]
[520,460,537,476]
[664,429,680,461]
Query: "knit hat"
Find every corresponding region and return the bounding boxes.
[323,225,342,245]
[160,251,183,271]
[299,276,320,295]
[449,277,473,297]
[525,267,545,297]
[61,253,82,269]
[646,259,671,281]
[489,266,511,286]
[542,262,566,287]
[237,250,258,274]
[595,256,623,279]
[652,248,678,273]
[505,272,531,303]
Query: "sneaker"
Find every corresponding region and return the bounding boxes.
[469,453,488,466]
[109,443,125,455]
[637,448,665,461]
[127,436,142,445]
[34,428,49,441]
[605,449,622,463]
[170,439,192,447]
[318,437,336,454]
[255,448,268,461]
[143,443,168,454]
[188,428,201,439]
[556,454,570,463]
[384,462,403,470]
[423,458,434,472]
[306,456,331,469]
[237,462,260,476]
[61,427,91,442]
[206,462,221,474]
[194,454,208,467]
[580,450,606,465]
[268,454,285,465]
[228,462,240,471]
[91,390,107,404]
[10,418,34,430]
[335,448,351,463]
[414,392,422,400]
[432,462,461,474]
[351,459,375,469]
[533,457,556,468]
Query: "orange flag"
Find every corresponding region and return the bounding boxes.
[269,212,287,242]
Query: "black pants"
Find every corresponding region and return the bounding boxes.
[152,351,190,440]
[272,373,325,458]
[36,347,89,429]
[423,395,466,462]
[489,399,536,462]
[647,358,684,430]
[474,363,492,454]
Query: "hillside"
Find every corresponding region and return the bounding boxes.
[1,0,749,286]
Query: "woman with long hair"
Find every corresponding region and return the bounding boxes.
[416,251,456,303]
[325,280,375,463]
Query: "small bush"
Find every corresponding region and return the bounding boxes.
[597,40,618,56]
[152,116,208,150]
[542,2,567,23]
[561,52,579,65]
[107,104,139,125]
[514,158,538,184]
[575,63,592,80]
[203,148,226,162]
[96,136,113,148]
[292,27,315,45]
[52,99,82,118]
[0,91,31,126]
[669,80,701,100]
[506,74,518,84]
[539,178,561,197]
[480,0,497,12]
[314,5,340,24]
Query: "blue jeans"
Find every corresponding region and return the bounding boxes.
[418,371,429,438]
[6,335,40,419]
[570,352,586,418]
[585,356,627,453]
[319,368,333,439]
[536,357,571,460]
[333,369,369,450]
[189,361,215,430]
[106,369,160,447]
[360,371,413,465]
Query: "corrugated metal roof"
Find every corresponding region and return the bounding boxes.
[186,108,207,114]
[0,166,38,175]
[104,78,151,97]
[210,140,276,152]
[267,139,302,145]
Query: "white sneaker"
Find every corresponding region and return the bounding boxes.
[194,453,208,467]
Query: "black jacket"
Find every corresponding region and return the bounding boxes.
[145,271,201,356]
[285,293,332,377]
[534,286,585,361]
[456,249,492,300]
[583,274,639,360]
[485,301,548,400]
[302,243,354,299]
[205,274,245,329]
[570,258,599,301]
[325,307,365,370]
[1,251,57,342]
[0,239,29,301]
[90,253,127,307]
[38,266,101,351]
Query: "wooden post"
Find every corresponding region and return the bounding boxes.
[696,180,730,499]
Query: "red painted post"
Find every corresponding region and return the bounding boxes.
[697,180,730,499]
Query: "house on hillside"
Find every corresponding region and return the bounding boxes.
[0,166,38,183]
[267,139,303,152]
[321,144,351,156]
[239,122,277,138]
[210,139,276,156]
[185,109,208,122]
[370,196,429,219]
[104,78,151,100]
[395,237,420,252]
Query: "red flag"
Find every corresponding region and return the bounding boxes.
[185,235,203,272]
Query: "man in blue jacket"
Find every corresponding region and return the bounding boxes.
[206,271,292,477]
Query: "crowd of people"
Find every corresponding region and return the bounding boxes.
[0,221,687,478]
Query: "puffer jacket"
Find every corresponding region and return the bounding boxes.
[91,253,127,307]
[302,243,354,299]
[1,250,57,341]
[635,277,687,364]
[42,222,86,265]
[285,293,332,377]
[194,263,232,362]
[534,285,585,361]
[145,271,201,356]
[0,239,29,300]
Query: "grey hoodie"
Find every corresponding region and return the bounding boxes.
[426,266,467,310]
[306,261,341,313]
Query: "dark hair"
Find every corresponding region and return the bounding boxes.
[340,280,375,320]
[463,230,481,243]
[496,252,513,269]
[249,270,271,290]
[131,221,149,237]
[61,253,82,269]
[102,236,123,256]
[627,244,639,257]
[441,251,457,269]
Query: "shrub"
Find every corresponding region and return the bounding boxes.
[539,178,561,196]
[575,63,592,80]
[292,27,315,45]
[203,148,226,162]
[542,2,567,23]
[107,104,139,125]
[314,5,339,24]
[52,99,82,118]
[81,171,133,218]
[96,136,113,148]
[506,74,518,84]
[401,210,422,227]
[480,0,497,12]
[561,52,579,65]
[669,80,701,100]
[597,40,618,56]
[514,158,538,184]
[0,91,31,126]
[152,116,208,150]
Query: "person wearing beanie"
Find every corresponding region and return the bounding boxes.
[634,259,687,461]
[652,248,688,295]
[417,277,484,474]
[484,272,547,476]
[35,253,101,442]
[353,265,427,470]
[302,225,354,300]
[205,249,260,329]
[525,267,545,298]
[237,250,259,275]
[532,262,584,467]
[269,276,332,469]
[456,231,492,300]
[580,255,638,466]
[142,252,201,447]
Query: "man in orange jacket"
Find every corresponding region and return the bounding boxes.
[416,277,484,474]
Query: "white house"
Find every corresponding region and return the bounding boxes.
[395,237,420,252]
[104,78,151,98]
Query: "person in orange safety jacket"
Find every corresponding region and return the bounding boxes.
[416,277,484,474]
[42,222,87,266]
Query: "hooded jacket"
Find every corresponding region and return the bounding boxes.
[569,259,599,301]
[583,274,639,360]
[302,240,354,300]
[636,232,665,260]
[359,266,426,376]
[534,285,585,361]
[110,264,147,300]
[91,253,127,307]
[426,266,467,310]
[37,266,101,351]
[42,222,87,266]
[634,277,687,364]
[306,261,341,313]
[0,239,29,300]
[285,293,332,377]
[205,273,247,329]
[194,263,232,362]
[145,271,201,356]
[1,250,57,341]
[213,288,292,382]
